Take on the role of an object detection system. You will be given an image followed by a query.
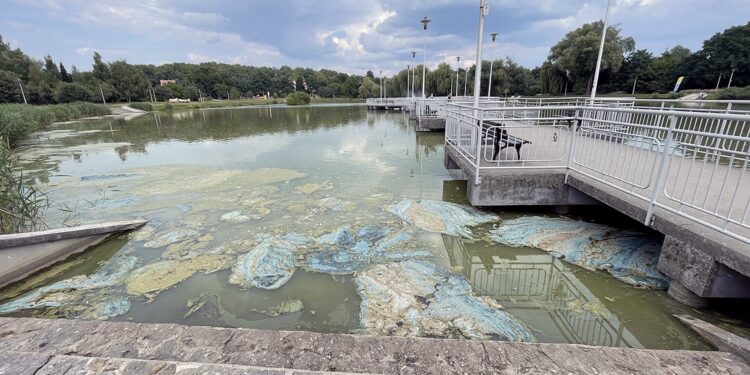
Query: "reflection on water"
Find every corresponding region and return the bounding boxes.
[2,104,744,349]
[443,234,707,349]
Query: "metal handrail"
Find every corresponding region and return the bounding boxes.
[445,103,750,245]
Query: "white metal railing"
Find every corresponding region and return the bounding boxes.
[365,97,408,108]
[445,101,750,245]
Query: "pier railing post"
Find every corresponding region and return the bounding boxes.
[474,107,484,185]
[645,109,678,226]
[564,107,580,183]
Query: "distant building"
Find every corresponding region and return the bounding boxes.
[159,79,176,86]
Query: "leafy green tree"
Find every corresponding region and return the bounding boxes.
[153,85,173,101]
[229,87,241,100]
[54,82,90,103]
[59,62,70,82]
[0,70,22,103]
[544,21,635,94]
[92,52,110,81]
[109,60,149,102]
[681,22,750,89]
[358,77,379,98]
[43,55,60,80]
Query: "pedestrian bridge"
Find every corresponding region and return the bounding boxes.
[442,100,750,307]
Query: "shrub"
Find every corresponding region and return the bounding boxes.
[286,91,311,106]
[54,82,91,103]
[128,102,153,111]
[715,86,750,100]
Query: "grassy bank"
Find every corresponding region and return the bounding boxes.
[0,102,111,145]
[141,97,364,112]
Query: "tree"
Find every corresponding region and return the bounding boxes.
[59,62,71,82]
[54,82,90,103]
[0,70,22,103]
[358,77,379,98]
[92,52,110,82]
[43,55,60,80]
[109,60,149,102]
[153,85,173,101]
[681,22,750,89]
[544,21,635,94]
[318,86,334,98]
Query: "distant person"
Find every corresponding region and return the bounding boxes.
[447,94,452,101]
[429,94,434,98]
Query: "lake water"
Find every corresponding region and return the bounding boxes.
[2,104,746,349]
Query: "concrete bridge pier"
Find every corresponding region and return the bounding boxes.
[416,118,445,132]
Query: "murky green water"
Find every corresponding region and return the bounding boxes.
[2,104,747,349]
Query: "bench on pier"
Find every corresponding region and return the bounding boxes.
[480,120,531,160]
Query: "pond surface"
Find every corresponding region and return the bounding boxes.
[2,104,746,349]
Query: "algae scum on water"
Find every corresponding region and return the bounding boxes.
[0,107,690,348]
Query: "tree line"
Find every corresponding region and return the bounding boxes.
[0,21,747,104]
[381,21,749,97]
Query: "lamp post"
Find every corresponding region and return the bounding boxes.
[455,57,461,96]
[420,16,430,98]
[487,32,498,97]
[411,51,417,98]
[407,64,410,99]
[379,70,383,99]
[472,0,489,109]
[464,69,469,97]
[727,68,735,89]
[590,0,612,101]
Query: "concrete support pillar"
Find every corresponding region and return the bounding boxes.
[668,282,709,309]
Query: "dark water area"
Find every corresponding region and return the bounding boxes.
[2,104,747,349]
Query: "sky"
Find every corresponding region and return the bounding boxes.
[1,0,748,75]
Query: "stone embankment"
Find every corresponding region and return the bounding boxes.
[0,317,747,374]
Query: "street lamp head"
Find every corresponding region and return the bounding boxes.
[490,32,498,42]
[411,51,417,58]
[456,56,460,62]
[420,16,430,30]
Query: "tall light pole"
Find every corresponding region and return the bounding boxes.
[464,69,469,97]
[590,0,612,101]
[420,16,430,98]
[727,68,735,88]
[407,64,410,98]
[455,57,461,96]
[379,70,383,99]
[487,32,498,97]
[411,51,417,98]
[472,0,488,109]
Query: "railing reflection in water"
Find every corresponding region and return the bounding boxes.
[443,235,641,348]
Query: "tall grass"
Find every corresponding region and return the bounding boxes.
[0,139,47,234]
[0,102,109,234]
[0,102,111,145]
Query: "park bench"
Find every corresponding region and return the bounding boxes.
[480,120,531,160]
[423,105,438,117]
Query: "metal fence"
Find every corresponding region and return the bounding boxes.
[445,101,750,245]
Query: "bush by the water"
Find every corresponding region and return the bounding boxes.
[0,102,111,145]
[714,86,750,100]
[128,102,153,111]
[286,92,311,105]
